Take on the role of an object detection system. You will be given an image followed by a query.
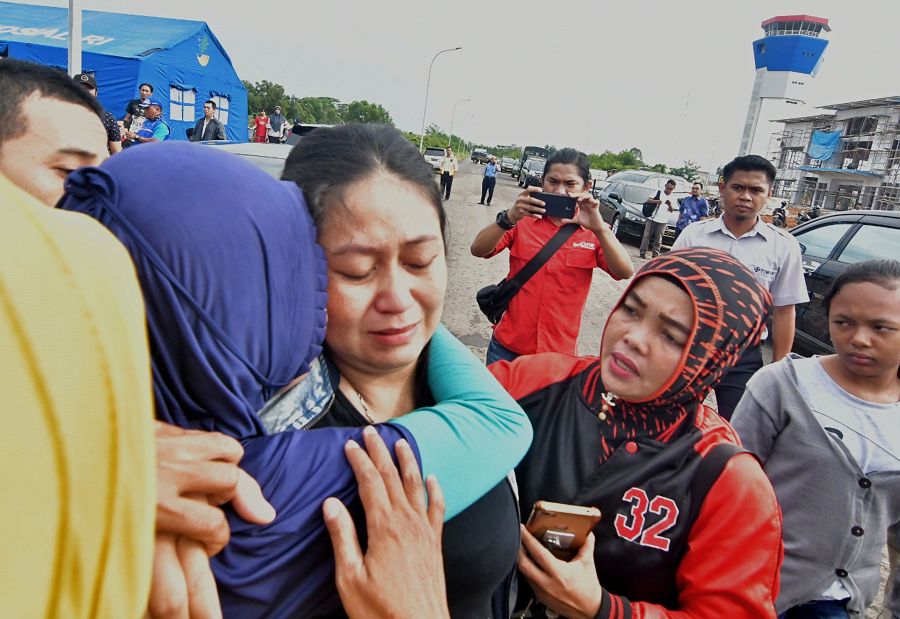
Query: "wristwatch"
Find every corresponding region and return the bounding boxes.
[495,210,515,230]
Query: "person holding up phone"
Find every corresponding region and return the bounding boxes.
[470,148,634,364]
[490,248,784,619]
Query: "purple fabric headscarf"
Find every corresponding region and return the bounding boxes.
[59,141,328,439]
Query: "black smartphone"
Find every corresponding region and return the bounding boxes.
[532,192,577,219]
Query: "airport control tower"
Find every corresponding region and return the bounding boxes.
[739,15,830,155]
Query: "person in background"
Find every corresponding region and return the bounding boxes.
[0,59,108,207]
[74,72,122,154]
[125,99,169,144]
[479,154,500,205]
[123,81,153,131]
[251,110,269,143]
[672,154,808,421]
[640,178,676,259]
[732,259,900,619]
[674,181,709,238]
[439,146,458,200]
[492,248,782,619]
[471,148,634,363]
[189,99,227,142]
[268,105,289,143]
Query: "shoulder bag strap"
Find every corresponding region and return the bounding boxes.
[506,223,580,292]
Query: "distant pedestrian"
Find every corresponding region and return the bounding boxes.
[190,100,227,142]
[674,181,710,238]
[479,155,499,205]
[251,111,269,144]
[123,82,153,132]
[640,178,676,259]
[74,72,121,154]
[439,147,458,200]
[268,106,289,143]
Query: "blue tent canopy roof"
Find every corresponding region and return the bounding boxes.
[0,1,229,61]
[0,1,247,142]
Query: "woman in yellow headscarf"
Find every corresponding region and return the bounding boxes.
[0,173,156,617]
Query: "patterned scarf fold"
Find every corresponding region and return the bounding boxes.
[582,247,772,458]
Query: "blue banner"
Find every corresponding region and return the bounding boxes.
[807,130,842,161]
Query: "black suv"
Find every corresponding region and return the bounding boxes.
[471,149,490,164]
[790,210,900,355]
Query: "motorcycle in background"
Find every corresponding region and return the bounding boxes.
[772,202,788,228]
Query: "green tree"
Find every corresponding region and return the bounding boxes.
[342,100,394,126]
[648,163,668,173]
[669,160,701,182]
[297,97,343,124]
[243,79,286,118]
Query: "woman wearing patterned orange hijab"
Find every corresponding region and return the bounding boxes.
[490,247,784,619]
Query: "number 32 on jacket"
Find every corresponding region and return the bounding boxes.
[613,487,679,552]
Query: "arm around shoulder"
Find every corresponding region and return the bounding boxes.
[391,325,532,519]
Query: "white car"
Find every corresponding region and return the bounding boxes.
[423,147,446,173]
[198,141,294,178]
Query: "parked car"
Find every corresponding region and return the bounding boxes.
[500,157,517,174]
[423,147,447,173]
[471,148,490,164]
[597,171,691,247]
[591,178,610,198]
[518,157,546,187]
[197,141,294,178]
[789,209,900,356]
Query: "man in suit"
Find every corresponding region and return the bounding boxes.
[190,99,226,141]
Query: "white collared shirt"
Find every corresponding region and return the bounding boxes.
[650,190,676,224]
[671,216,809,307]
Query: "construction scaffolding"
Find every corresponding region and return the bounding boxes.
[768,102,900,211]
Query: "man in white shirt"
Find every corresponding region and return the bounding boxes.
[639,178,676,259]
[672,154,809,419]
[439,147,459,201]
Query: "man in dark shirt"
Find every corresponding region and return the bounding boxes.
[74,72,121,154]
[190,100,227,141]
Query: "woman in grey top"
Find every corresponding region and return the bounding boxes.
[732,259,900,619]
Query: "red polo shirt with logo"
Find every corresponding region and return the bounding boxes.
[486,217,620,356]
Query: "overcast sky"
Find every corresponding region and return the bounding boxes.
[15,0,900,169]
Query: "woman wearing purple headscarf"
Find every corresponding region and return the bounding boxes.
[59,141,531,617]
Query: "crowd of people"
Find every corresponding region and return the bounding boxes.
[0,58,898,619]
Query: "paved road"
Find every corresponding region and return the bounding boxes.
[438,159,893,618]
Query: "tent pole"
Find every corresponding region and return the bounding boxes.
[67,0,82,76]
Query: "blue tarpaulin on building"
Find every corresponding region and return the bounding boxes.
[807,130,842,161]
[0,1,247,142]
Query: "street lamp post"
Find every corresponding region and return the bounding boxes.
[67,0,83,76]
[447,98,471,148]
[418,46,462,153]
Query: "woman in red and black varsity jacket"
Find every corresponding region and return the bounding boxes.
[490,247,784,619]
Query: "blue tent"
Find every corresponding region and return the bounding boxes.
[0,1,247,142]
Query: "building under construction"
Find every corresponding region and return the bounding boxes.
[768,96,900,211]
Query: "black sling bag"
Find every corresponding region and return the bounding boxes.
[476,223,579,325]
